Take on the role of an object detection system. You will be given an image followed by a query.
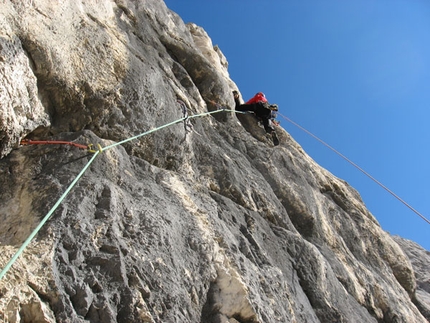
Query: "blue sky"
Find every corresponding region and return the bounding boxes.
[164,0,430,250]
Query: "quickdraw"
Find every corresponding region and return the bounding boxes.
[177,100,201,136]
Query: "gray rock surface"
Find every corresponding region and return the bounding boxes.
[393,236,430,321]
[0,1,428,322]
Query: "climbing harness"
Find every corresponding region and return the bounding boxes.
[278,112,430,226]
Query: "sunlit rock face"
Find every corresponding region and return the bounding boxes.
[0,1,428,322]
[394,236,430,321]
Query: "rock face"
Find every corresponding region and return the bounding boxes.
[393,236,430,321]
[0,1,428,322]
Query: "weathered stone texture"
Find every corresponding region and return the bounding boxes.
[394,236,430,321]
[0,1,428,322]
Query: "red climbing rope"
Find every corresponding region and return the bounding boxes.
[20,139,90,150]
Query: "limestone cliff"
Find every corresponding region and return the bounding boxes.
[0,1,428,322]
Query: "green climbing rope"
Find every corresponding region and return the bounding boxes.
[103,109,231,151]
[0,108,238,281]
[0,151,100,280]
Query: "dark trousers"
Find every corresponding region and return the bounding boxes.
[235,101,275,133]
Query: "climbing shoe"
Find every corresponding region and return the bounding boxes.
[271,132,279,146]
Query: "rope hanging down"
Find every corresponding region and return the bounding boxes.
[0,107,238,281]
[0,151,101,280]
[278,112,430,226]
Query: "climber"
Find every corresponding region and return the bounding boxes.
[233,91,280,146]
